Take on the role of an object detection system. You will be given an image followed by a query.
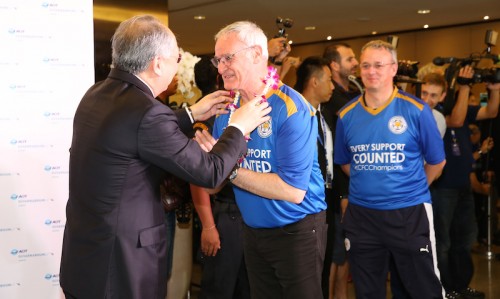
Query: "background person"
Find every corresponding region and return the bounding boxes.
[334,40,446,299]
[430,65,499,299]
[191,56,252,299]
[322,43,360,299]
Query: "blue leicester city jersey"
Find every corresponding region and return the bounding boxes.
[213,83,326,228]
[334,87,445,210]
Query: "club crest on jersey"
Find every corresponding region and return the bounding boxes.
[388,116,407,134]
[258,118,272,138]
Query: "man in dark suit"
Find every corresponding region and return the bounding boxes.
[59,15,271,299]
[294,56,336,299]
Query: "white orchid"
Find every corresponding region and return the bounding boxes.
[176,48,201,99]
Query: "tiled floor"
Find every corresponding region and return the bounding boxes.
[186,243,500,299]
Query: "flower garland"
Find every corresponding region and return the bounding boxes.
[260,66,280,102]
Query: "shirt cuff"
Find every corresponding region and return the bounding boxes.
[227,123,245,136]
[185,107,194,124]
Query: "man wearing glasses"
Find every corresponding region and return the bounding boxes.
[333,40,446,299]
[201,21,327,299]
[60,15,271,299]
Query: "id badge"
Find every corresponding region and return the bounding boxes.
[451,142,461,156]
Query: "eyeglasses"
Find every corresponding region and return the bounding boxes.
[360,62,395,71]
[211,46,254,68]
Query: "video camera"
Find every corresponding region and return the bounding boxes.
[432,29,500,84]
[274,17,293,39]
[386,36,422,85]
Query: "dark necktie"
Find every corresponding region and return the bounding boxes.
[316,110,324,145]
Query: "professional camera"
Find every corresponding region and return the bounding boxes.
[470,67,500,84]
[274,17,293,38]
[397,61,419,78]
[433,29,499,85]
[385,36,421,84]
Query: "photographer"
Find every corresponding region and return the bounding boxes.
[431,65,500,299]
[268,36,300,78]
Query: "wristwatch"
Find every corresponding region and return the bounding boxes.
[229,165,239,182]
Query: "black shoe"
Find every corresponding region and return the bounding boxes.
[459,287,485,299]
[446,291,464,299]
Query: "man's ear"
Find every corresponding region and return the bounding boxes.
[439,91,447,103]
[152,56,163,76]
[252,45,264,63]
[330,61,340,73]
[310,75,319,89]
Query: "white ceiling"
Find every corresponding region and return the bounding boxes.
[95,0,500,55]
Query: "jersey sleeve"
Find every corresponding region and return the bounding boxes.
[333,117,350,165]
[420,105,446,165]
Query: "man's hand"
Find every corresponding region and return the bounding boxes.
[201,228,221,257]
[194,130,217,152]
[456,65,474,85]
[268,37,289,58]
[487,82,500,91]
[190,90,233,121]
[480,136,494,153]
[230,97,272,136]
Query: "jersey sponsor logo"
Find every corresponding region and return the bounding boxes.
[388,116,407,134]
[257,118,272,138]
[350,142,406,172]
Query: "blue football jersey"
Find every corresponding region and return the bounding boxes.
[334,87,445,210]
[213,83,326,228]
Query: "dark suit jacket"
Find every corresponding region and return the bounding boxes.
[60,69,246,299]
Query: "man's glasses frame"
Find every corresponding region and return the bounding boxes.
[211,46,254,68]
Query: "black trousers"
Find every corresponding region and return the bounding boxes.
[343,203,443,299]
[199,200,250,299]
[243,210,327,299]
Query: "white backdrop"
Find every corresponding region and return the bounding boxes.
[0,1,94,298]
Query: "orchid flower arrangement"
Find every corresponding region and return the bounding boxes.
[176,48,201,99]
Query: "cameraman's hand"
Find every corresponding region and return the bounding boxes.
[457,65,474,86]
[279,56,301,78]
[190,90,233,121]
[268,37,288,57]
[229,97,272,136]
[486,82,500,91]
[283,56,300,68]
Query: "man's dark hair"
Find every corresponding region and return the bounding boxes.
[294,56,330,93]
[322,43,351,64]
[194,55,220,96]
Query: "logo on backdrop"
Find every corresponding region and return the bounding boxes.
[9,248,54,261]
[44,273,60,285]
[44,219,65,231]
[9,138,47,150]
[9,193,51,206]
